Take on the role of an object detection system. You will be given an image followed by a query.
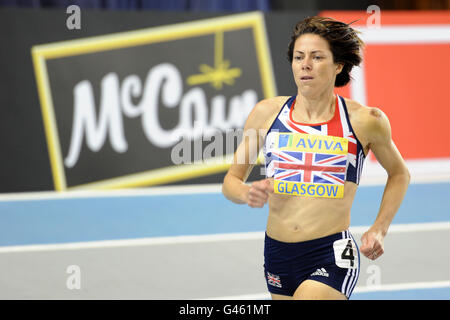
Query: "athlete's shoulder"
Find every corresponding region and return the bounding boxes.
[343,97,391,142]
[254,96,291,112]
[245,96,291,130]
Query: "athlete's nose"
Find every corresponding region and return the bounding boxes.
[301,57,312,71]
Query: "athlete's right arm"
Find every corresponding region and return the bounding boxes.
[222,99,276,207]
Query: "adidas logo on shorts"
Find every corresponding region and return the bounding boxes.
[310,268,329,277]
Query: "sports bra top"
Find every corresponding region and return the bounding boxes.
[263,95,366,198]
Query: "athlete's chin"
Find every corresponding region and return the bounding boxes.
[298,86,320,98]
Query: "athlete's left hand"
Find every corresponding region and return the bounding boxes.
[360,229,385,260]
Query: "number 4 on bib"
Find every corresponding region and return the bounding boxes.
[341,240,355,267]
[333,238,358,269]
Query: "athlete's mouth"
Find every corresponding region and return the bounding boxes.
[301,76,314,80]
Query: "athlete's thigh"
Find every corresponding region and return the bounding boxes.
[293,280,347,300]
[271,293,293,300]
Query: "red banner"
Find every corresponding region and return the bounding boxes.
[321,11,450,161]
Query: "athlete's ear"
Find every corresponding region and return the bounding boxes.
[335,62,344,75]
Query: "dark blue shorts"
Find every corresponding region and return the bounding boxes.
[264,230,360,299]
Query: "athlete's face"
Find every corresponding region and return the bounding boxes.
[291,33,343,97]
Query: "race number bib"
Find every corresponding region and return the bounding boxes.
[333,238,358,269]
[269,132,348,199]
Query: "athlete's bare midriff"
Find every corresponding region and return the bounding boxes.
[265,179,358,242]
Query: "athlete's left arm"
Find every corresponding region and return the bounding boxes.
[360,108,410,260]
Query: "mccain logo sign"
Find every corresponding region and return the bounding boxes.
[32,12,276,191]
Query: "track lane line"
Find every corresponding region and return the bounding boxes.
[0,221,449,253]
[206,280,450,300]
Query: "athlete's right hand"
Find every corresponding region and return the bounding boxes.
[246,179,274,208]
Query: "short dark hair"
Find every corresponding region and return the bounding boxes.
[287,16,364,87]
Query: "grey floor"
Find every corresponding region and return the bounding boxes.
[0,228,449,299]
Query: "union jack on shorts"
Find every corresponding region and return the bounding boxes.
[266,272,282,288]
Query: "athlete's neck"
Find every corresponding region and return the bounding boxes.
[294,91,335,123]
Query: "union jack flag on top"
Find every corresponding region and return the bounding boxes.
[264,95,366,199]
[272,139,347,185]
